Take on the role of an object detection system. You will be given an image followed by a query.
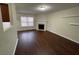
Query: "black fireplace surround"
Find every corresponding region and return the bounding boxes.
[38,24,44,30]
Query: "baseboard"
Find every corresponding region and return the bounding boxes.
[12,38,19,55]
[17,29,36,32]
[47,30,79,44]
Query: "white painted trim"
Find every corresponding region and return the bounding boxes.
[47,30,79,44]
[36,21,47,31]
[69,23,79,26]
[12,38,19,55]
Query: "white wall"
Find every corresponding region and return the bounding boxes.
[0,4,18,55]
[0,27,18,55]
[35,7,79,43]
[16,13,35,31]
[34,14,48,30]
[35,14,48,21]
[47,7,79,43]
[0,6,4,47]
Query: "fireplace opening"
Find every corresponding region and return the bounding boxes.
[38,24,44,30]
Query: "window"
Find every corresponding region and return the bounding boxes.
[21,16,34,27]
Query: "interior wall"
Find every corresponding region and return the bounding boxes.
[47,7,79,43]
[35,7,79,43]
[34,14,48,30]
[35,14,48,21]
[16,13,35,31]
[0,6,4,46]
[0,4,18,55]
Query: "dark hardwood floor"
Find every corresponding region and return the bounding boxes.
[15,30,79,55]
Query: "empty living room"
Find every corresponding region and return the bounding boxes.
[0,3,79,55]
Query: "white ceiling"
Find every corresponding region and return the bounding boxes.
[15,3,79,14]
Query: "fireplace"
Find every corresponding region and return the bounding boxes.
[38,24,44,30]
[36,20,47,31]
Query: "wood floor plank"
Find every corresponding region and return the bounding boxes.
[15,30,79,55]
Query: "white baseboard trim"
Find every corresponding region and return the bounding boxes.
[17,27,35,31]
[12,38,19,55]
[17,29,36,31]
[47,30,79,44]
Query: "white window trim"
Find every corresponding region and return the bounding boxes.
[21,16,34,27]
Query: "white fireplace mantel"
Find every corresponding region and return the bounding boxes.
[36,20,47,31]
